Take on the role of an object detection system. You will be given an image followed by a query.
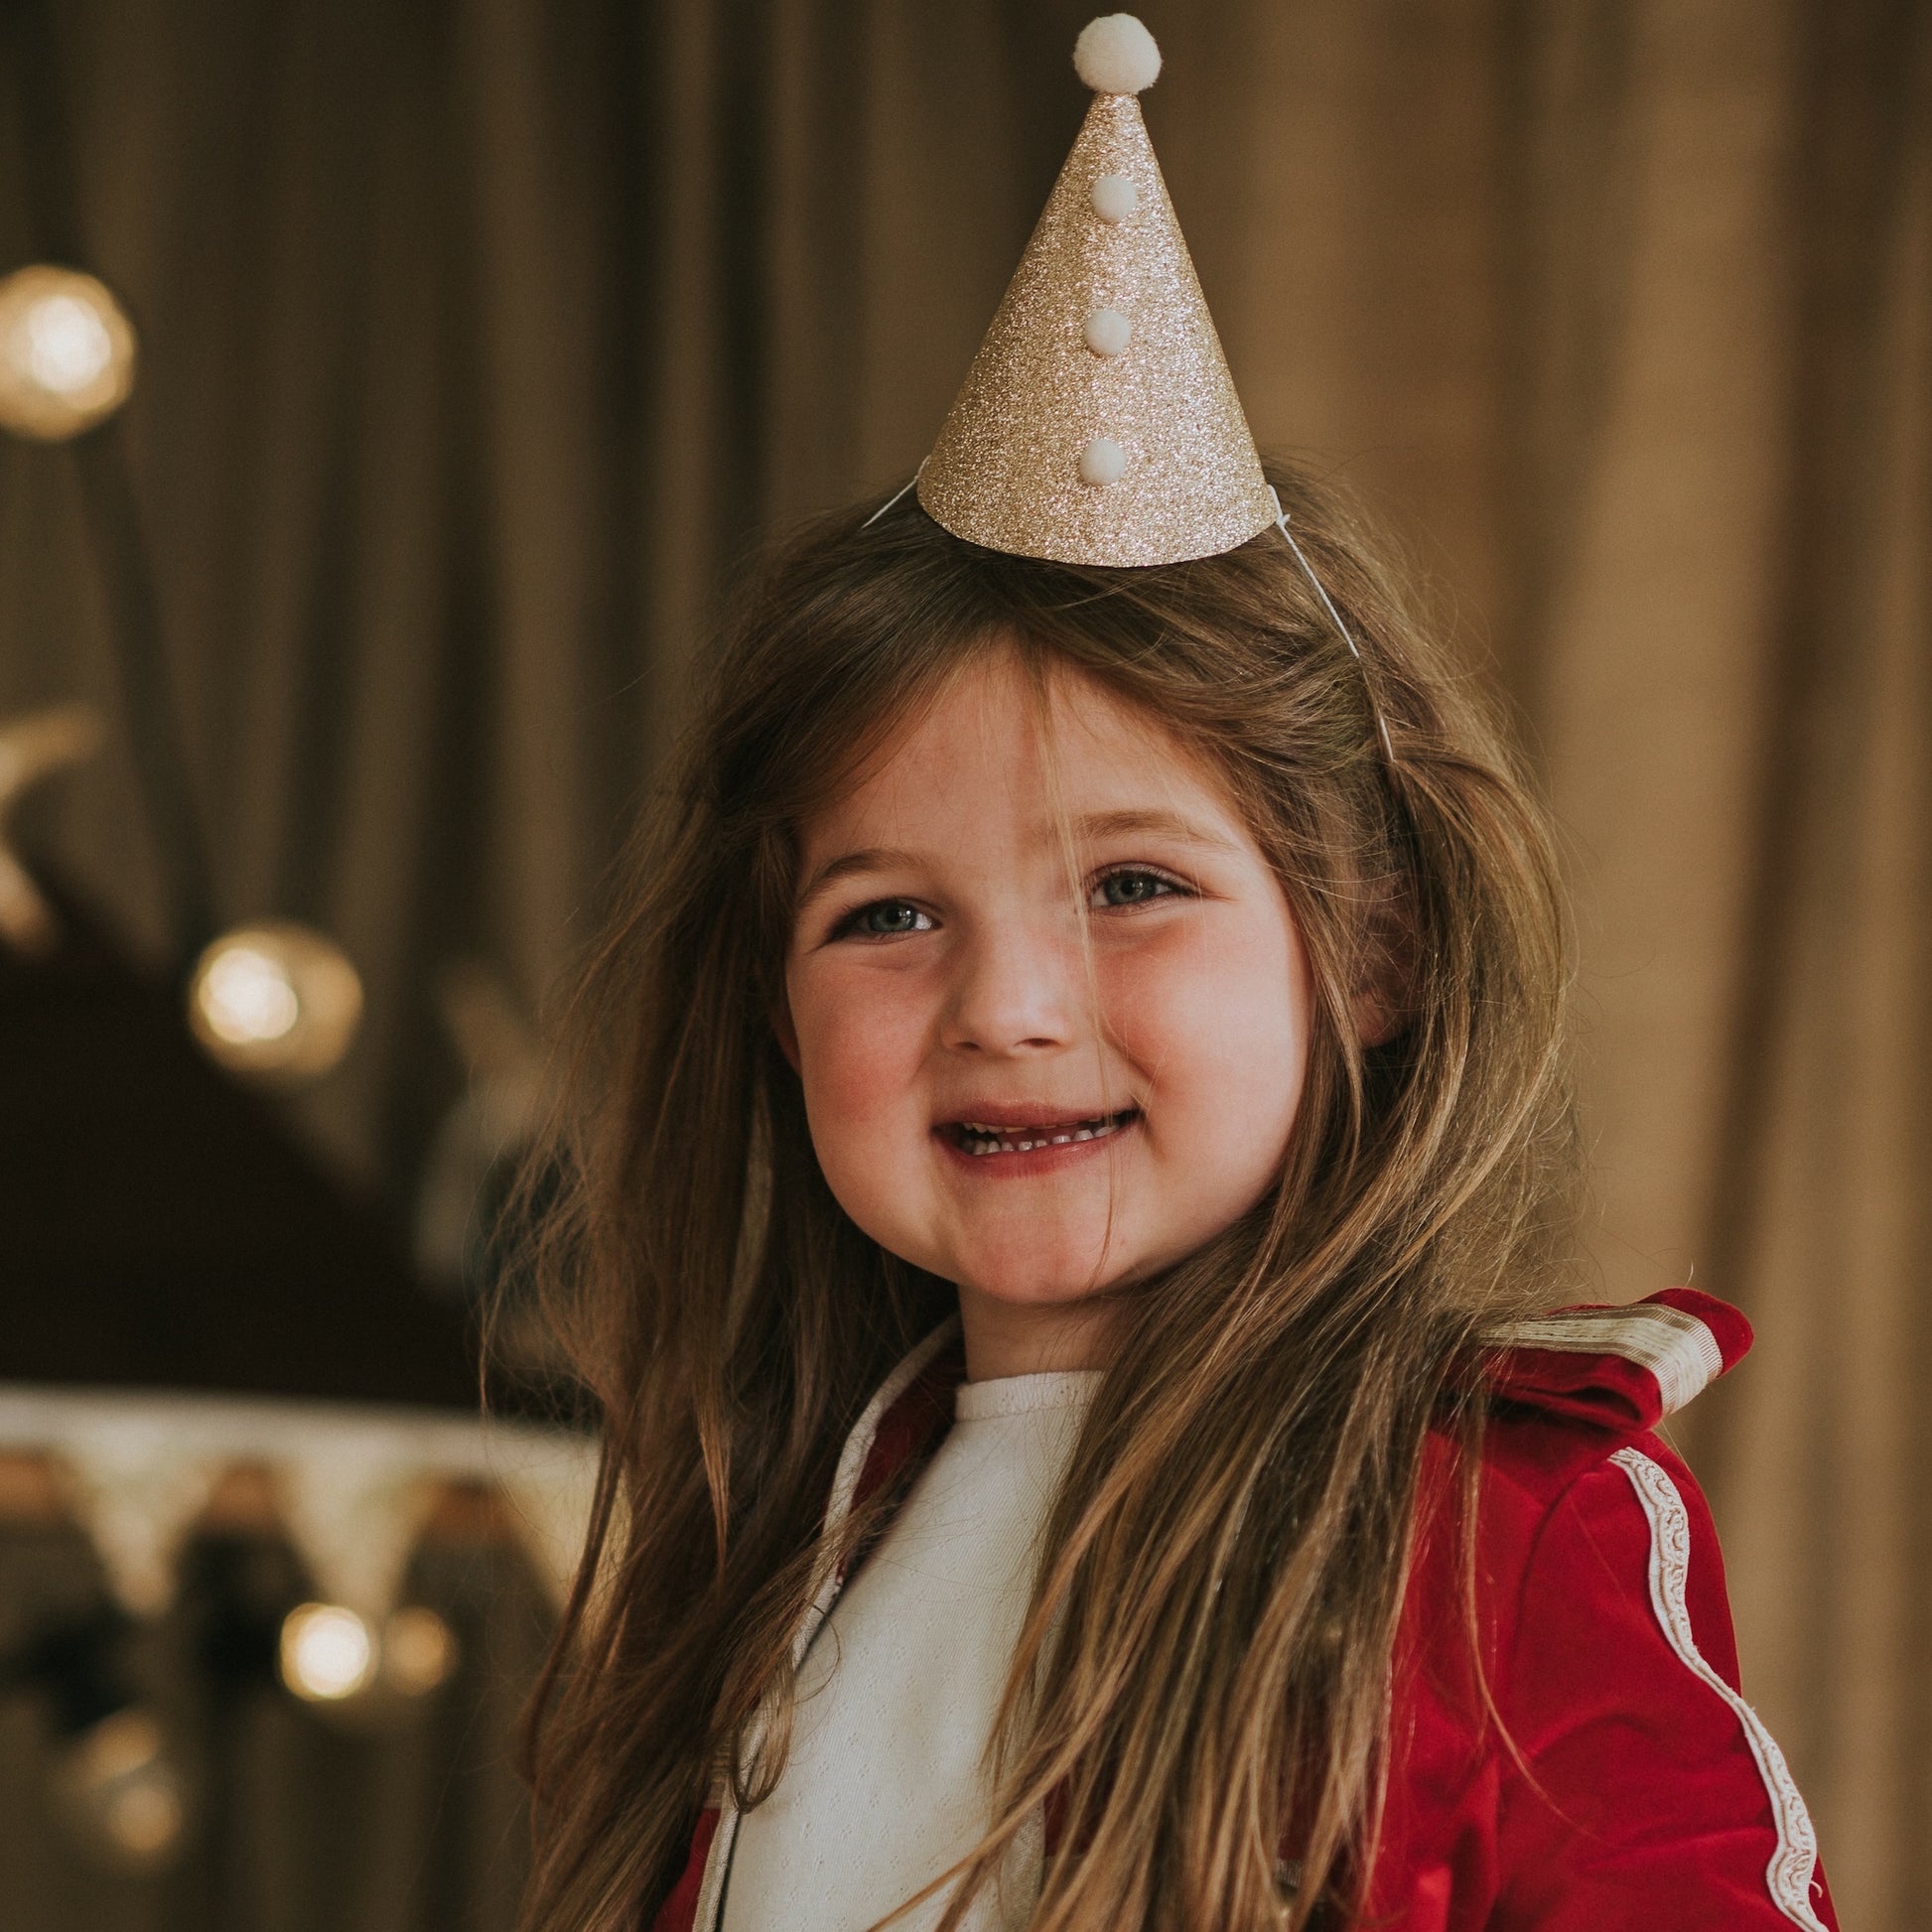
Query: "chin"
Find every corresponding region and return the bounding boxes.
[952,1234,1126,1308]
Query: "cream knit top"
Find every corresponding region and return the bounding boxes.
[721,1370,1100,1932]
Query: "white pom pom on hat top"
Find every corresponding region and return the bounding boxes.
[1073,15,1162,94]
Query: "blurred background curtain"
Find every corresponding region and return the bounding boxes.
[0,1515,552,1932]
[0,0,1925,1924]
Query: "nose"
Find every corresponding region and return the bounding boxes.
[939,922,1082,1056]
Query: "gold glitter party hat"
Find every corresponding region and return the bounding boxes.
[915,15,1275,568]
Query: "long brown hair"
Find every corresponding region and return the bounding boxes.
[512,459,1579,1930]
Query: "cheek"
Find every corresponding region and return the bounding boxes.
[1107,915,1310,1152]
[788,965,933,1152]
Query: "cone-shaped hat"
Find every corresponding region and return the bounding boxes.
[916,16,1274,567]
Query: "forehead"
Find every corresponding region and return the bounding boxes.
[800,649,1234,849]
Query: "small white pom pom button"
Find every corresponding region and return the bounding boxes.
[1084,309,1132,356]
[1078,437,1127,485]
[1090,174,1139,223]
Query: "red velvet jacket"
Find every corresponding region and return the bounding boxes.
[653,1290,1837,1930]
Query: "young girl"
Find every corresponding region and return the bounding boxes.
[516,18,1836,1931]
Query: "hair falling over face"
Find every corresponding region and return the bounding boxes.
[508,460,1582,1932]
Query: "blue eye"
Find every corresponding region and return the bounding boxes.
[839,899,933,938]
[1093,868,1181,908]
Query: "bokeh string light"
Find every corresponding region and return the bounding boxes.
[0,264,137,441]
[49,1709,190,1869]
[279,1601,377,1703]
[188,920,365,1082]
[279,1601,461,1720]
[18,1607,193,1872]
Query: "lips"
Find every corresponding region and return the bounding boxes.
[946,1108,1138,1157]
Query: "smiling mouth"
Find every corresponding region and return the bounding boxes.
[947,1109,1139,1158]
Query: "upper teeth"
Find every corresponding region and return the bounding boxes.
[958,1113,1128,1156]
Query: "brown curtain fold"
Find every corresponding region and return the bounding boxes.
[0,0,1925,1922]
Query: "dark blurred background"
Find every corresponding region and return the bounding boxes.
[0,0,1926,1927]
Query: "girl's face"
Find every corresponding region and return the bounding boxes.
[781,649,1312,1378]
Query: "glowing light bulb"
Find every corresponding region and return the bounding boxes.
[199,946,300,1043]
[188,920,363,1081]
[0,266,137,440]
[24,293,114,392]
[279,1602,376,1702]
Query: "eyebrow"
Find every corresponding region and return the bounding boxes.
[795,846,923,910]
[794,808,1240,910]
[1073,806,1241,850]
